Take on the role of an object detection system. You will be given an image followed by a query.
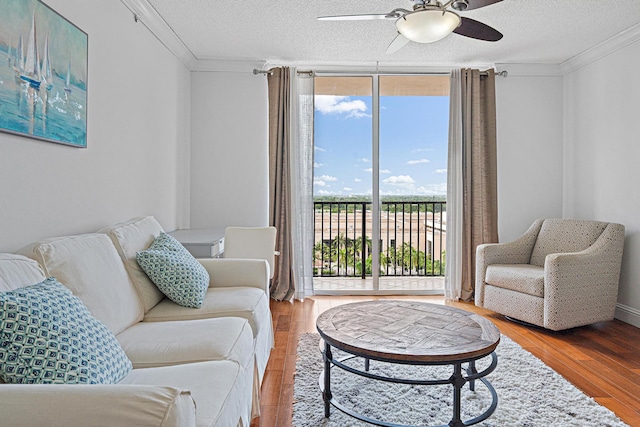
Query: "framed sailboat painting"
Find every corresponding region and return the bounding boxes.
[0,0,87,147]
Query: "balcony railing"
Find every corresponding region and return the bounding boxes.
[314,200,446,278]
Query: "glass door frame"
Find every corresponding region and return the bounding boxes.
[313,71,447,296]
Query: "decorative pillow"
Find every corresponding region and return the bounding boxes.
[136,233,209,308]
[0,277,132,384]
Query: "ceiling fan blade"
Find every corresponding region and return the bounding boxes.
[463,0,504,11]
[386,33,410,54]
[453,17,503,41]
[318,13,398,21]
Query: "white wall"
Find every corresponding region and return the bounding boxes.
[0,0,190,252]
[495,73,565,242]
[563,38,640,325]
[189,71,269,229]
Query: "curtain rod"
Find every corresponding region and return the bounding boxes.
[252,69,507,77]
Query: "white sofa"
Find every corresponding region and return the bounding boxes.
[0,216,274,427]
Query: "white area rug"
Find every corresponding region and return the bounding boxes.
[293,333,628,427]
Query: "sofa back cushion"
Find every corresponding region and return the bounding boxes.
[100,216,166,313]
[0,253,46,291]
[529,219,608,267]
[18,233,144,335]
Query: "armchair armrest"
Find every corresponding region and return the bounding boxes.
[198,258,270,295]
[544,223,625,330]
[0,384,195,427]
[475,219,544,306]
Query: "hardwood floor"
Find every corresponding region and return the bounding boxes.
[250,295,640,427]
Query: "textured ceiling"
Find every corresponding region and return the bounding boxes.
[145,0,640,66]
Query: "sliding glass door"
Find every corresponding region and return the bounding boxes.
[313,74,449,294]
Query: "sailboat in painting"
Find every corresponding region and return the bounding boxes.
[19,13,41,89]
[64,60,72,94]
[12,33,25,81]
[41,35,53,90]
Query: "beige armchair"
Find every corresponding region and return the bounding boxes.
[475,218,625,331]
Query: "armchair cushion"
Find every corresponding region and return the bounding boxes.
[529,219,608,267]
[485,264,544,297]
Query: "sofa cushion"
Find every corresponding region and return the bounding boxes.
[18,233,144,335]
[136,233,209,308]
[100,216,166,313]
[530,219,608,267]
[120,360,249,427]
[116,317,254,370]
[0,253,46,292]
[144,287,269,338]
[0,277,132,384]
[485,264,545,297]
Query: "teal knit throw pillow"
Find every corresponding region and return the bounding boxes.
[136,233,209,308]
[0,277,132,384]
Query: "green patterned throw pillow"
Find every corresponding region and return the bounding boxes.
[0,277,132,384]
[136,233,209,308]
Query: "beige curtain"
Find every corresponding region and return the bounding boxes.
[460,68,499,301]
[267,67,295,301]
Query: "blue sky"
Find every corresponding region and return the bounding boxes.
[313,94,449,197]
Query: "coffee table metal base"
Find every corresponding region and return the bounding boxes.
[320,341,498,427]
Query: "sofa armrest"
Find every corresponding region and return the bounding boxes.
[0,384,195,427]
[544,223,625,330]
[475,219,544,306]
[198,258,270,295]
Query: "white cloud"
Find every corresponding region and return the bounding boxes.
[354,178,362,182]
[314,162,325,168]
[315,95,370,118]
[434,169,447,174]
[366,168,391,174]
[415,183,447,195]
[379,181,447,196]
[316,189,337,196]
[407,159,430,165]
[343,187,353,191]
[359,158,370,163]
[316,175,337,182]
[383,175,415,185]
[412,148,434,153]
[314,146,326,152]
[314,180,327,187]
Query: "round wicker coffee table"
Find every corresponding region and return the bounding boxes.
[316,300,500,427]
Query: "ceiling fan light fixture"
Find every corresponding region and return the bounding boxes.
[396,9,461,43]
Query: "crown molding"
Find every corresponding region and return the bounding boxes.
[191,59,267,73]
[120,0,197,69]
[494,63,563,77]
[561,23,640,75]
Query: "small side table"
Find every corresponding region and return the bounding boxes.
[168,228,225,258]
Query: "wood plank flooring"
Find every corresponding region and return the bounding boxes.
[250,296,640,427]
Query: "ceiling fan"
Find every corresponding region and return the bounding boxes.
[318,0,504,54]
